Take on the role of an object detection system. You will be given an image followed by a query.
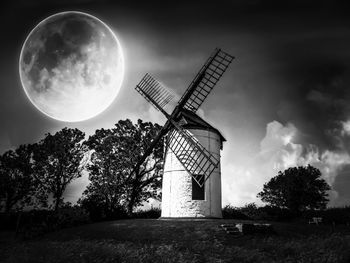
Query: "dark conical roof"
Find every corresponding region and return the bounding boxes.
[175,108,226,143]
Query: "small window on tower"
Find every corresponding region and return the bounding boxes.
[192,176,205,200]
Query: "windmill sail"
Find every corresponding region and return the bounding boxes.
[179,48,234,113]
[135,73,175,112]
[167,127,219,187]
[133,74,175,169]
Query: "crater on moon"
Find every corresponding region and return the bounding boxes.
[19,11,124,122]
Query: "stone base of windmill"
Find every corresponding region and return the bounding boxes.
[221,223,274,236]
[161,129,224,219]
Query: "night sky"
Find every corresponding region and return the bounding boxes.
[1,0,350,207]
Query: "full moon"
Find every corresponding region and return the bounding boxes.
[19,11,124,122]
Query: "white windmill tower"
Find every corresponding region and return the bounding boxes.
[134,48,234,218]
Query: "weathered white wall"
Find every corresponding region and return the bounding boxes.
[161,129,222,218]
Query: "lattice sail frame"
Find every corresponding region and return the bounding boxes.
[180,49,234,113]
[167,128,219,187]
[135,73,175,110]
[134,48,233,187]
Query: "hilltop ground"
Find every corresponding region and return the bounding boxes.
[1,219,350,262]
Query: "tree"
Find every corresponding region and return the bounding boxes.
[257,165,330,213]
[0,144,38,212]
[33,128,87,211]
[81,119,163,216]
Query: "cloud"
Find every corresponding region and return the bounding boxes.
[260,121,297,154]
[319,150,350,185]
[222,120,350,207]
[341,120,350,136]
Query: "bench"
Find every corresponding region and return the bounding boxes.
[308,217,322,225]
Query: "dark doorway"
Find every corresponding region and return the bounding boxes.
[192,177,205,200]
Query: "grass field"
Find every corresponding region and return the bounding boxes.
[1,219,350,262]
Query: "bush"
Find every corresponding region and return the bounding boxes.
[23,205,89,239]
[302,206,350,225]
[223,204,350,223]
[240,203,265,220]
[104,206,129,220]
[258,206,296,221]
[78,197,129,222]
[51,203,90,229]
[78,196,105,221]
[222,205,250,219]
[133,207,161,219]
[0,204,90,239]
[222,203,297,221]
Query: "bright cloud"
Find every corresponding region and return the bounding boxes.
[222,120,350,207]
[341,120,350,136]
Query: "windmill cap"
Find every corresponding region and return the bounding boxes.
[175,108,226,143]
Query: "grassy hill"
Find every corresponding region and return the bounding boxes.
[1,219,350,262]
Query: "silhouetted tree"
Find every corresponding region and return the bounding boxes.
[81,119,163,217]
[257,165,330,213]
[33,128,87,211]
[0,144,38,212]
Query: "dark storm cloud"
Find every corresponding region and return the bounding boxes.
[277,63,350,147]
[274,32,350,152]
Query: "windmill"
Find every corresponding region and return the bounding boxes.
[134,48,234,218]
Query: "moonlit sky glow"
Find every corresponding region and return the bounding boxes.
[1,0,350,207]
